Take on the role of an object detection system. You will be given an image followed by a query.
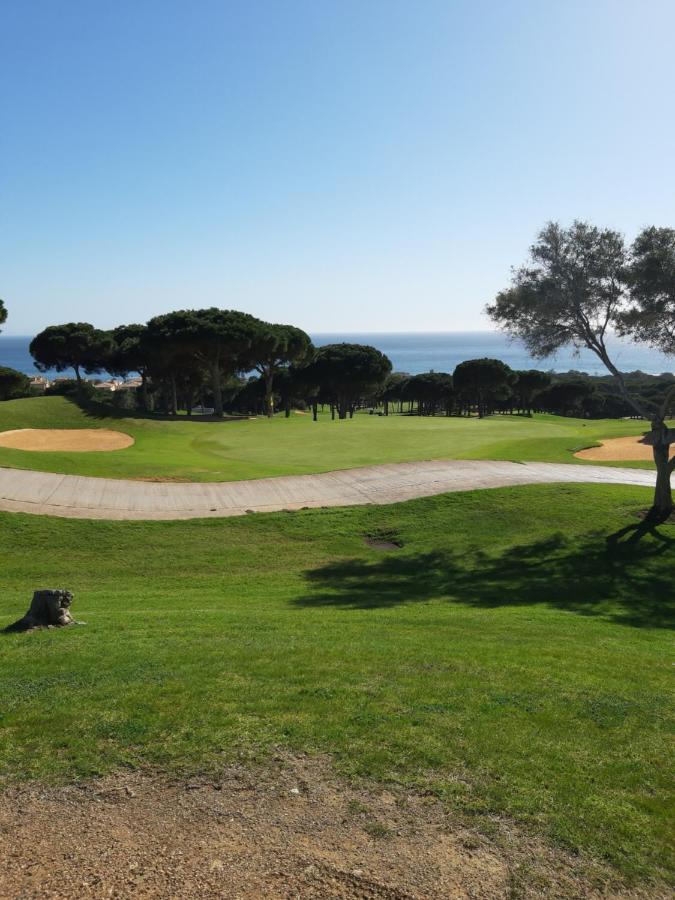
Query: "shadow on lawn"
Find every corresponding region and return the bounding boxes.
[66,397,246,424]
[297,523,675,628]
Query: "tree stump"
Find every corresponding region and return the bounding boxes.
[3,589,81,633]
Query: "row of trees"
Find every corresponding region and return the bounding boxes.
[29,312,314,419]
[378,363,546,418]
[27,311,395,421]
[13,300,673,424]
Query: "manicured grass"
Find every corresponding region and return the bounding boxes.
[0,484,672,884]
[0,395,657,481]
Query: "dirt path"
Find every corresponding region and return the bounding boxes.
[0,756,663,899]
[0,459,655,520]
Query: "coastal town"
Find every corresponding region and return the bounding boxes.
[27,374,143,394]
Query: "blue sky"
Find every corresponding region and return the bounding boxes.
[1,0,674,335]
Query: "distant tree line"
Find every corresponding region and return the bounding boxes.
[0,290,669,419]
[0,265,669,439]
[23,309,393,420]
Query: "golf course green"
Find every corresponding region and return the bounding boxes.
[0,395,672,890]
[0,395,657,481]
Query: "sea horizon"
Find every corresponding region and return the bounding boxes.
[1,331,673,379]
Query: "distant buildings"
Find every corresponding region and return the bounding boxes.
[28,376,49,392]
[27,375,142,393]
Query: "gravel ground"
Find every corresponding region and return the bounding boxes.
[0,755,668,899]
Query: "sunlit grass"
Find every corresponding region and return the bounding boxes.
[1,483,672,883]
[0,395,656,481]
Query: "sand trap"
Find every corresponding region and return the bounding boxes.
[0,428,134,452]
[574,435,653,461]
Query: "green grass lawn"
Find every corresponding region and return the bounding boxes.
[0,395,657,481]
[1,483,672,885]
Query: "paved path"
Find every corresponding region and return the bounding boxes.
[0,461,656,521]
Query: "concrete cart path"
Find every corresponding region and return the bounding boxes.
[0,460,656,521]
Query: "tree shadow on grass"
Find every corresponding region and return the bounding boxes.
[296,523,675,628]
[64,396,246,424]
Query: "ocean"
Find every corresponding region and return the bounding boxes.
[1,332,673,379]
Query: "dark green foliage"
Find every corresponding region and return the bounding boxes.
[0,367,30,401]
[29,323,114,387]
[536,380,596,417]
[487,221,626,361]
[0,299,6,333]
[108,324,148,377]
[141,308,266,416]
[514,370,551,414]
[250,323,313,417]
[45,379,97,401]
[453,358,515,417]
[403,372,453,416]
[620,226,675,355]
[303,343,393,419]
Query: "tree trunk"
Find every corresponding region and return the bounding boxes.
[141,372,149,411]
[170,374,178,416]
[265,371,274,418]
[212,360,223,417]
[651,433,673,520]
[4,589,79,633]
[312,402,318,422]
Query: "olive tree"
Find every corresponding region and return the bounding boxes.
[487,220,675,520]
[620,227,675,352]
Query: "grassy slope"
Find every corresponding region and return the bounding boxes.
[0,395,657,481]
[1,484,672,883]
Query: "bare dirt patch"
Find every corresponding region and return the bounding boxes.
[364,529,404,551]
[574,436,653,462]
[0,428,134,452]
[0,755,665,899]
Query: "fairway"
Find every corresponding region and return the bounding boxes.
[0,396,657,482]
[1,484,672,888]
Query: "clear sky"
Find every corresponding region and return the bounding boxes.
[1,0,674,336]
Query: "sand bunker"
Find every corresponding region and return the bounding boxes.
[0,428,134,452]
[574,435,652,461]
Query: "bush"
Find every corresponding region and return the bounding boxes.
[0,367,31,401]
[45,379,97,401]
